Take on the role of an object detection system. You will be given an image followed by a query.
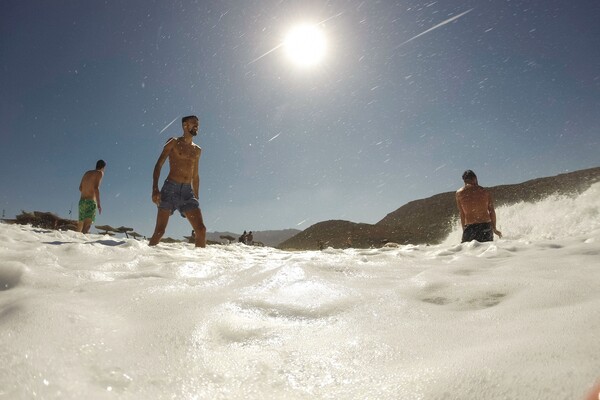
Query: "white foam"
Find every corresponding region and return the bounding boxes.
[443,182,600,244]
[0,183,599,399]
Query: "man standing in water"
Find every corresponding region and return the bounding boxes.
[455,170,502,243]
[150,115,206,247]
[77,159,106,234]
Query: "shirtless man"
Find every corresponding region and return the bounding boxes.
[77,160,106,234]
[149,115,206,247]
[455,170,502,243]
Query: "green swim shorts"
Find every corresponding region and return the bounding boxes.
[78,199,97,222]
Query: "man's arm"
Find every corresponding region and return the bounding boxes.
[192,147,201,198]
[94,172,103,214]
[79,173,85,193]
[487,192,502,238]
[455,192,466,229]
[152,138,175,205]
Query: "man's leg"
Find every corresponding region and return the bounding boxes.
[184,208,206,248]
[81,218,93,234]
[149,208,171,246]
[76,201,84,232]
[461,225,472,243]
[480,224,494,242]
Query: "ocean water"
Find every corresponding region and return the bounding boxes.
[1,183,599,399]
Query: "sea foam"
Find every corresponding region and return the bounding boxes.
[0,183,599,399]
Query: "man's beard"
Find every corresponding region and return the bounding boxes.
[189,129,198,136]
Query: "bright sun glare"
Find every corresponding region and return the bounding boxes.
[283,24,326,67]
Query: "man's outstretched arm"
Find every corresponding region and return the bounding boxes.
[488,193,502,238]
[192,148,201,198]
[152,139,175,205]
[455,192,466,229]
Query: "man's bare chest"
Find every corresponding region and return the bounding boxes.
[172,142,197,161]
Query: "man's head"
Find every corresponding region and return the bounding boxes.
[182,115,199,136]
[96,159,106,170]
[462,169,477,184]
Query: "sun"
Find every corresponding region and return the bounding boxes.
[283,24,326,67]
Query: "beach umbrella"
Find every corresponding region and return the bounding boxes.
[95,225,117,235]
[161,237,181,243]
[116,226,134,238]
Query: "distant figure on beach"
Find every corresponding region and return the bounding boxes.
[149,115,206,247]
[77,160,106,234]
[247,231,254,245]
[455,170,502,243]
[239,231,247,244]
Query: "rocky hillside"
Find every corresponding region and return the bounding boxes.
[278,167,600,250]
[206,229,301,247]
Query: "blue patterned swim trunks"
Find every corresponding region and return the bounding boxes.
[158,179,200,216]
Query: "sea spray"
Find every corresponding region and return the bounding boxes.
[444,181,600,244]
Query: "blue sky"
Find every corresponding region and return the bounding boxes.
[1,0,598,240]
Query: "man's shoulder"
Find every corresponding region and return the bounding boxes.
[81,169,102,184]
[83,169,100,177]
[91,170,103,180]
[189,142,201,153]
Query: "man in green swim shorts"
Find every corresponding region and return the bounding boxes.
[77,160,106,233]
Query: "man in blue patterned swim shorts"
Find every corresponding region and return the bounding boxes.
[149,115,206,247]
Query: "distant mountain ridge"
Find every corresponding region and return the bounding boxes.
[278,167,600,250]
[206,229,301,247]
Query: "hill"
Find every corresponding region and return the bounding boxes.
[206,229,302,247]
[278,167,600,250]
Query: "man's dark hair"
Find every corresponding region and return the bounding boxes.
[96,159,106,170]
[182,115,198,124]
[462,170,477,181]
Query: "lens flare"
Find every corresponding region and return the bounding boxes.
[283,24,326,67]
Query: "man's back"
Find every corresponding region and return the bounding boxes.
[80,170,102,200]
[456,184,492,225]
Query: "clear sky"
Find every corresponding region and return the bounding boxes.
[1,0,598,240]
